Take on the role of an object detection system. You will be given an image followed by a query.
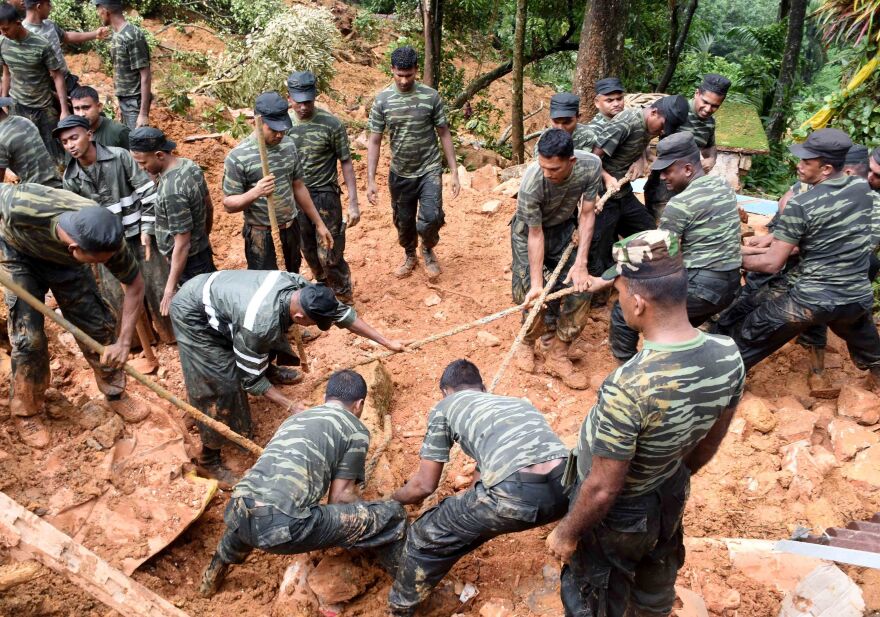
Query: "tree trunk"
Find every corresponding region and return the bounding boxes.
[657,0,699,92]
[511,0,527,163]
[766,0,806,141]
[422,0,443,89]
[778,0,791,20]
[574,0,631,120]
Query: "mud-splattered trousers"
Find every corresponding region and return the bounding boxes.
[388,170,444,253]
[215,495,407,564]
[243,219,302,273]
[388,465,568,616]
[298,187,352,300]
[0,237,125,417]
[560,465,690,617]
[510,215,592,343]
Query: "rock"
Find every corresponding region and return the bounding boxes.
[780,440,824,500]
[837,383,880,426]
[353,131,368,150]
[738,396,777,433]
[499,163,527,182]
[778,564,864,617]
[91,415,124,449]
[471,165,501,191]
[307,554,376,605]
[476,331,501,347]
[424,293,442,307]
[272,557,319,617]
[481,199,502,213]
[453,474,472,490]
[479,598,514,617]
[703,583,740,614]
[723,538,827,593]
[774,395,806,411]
[462,148,509,170]
[842,443,880,489]
[776,409,819,443]
[673,586,709,617]
[457,165,472,190]
[829,418,879,461]
[811,445,839,477]
[78,400,113,430]
[493,177,521,198]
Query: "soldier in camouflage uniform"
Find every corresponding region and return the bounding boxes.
[587,77,626,133]
[546,230,745,617]
[287,70,357,303]
[199,369,407,597]
[512,129,601,390]
[129,127,215,318]
[223,92,333,274]
[0,187,149,448]
[532,93,597,157]
[0,3,68,166]
[0,96,61,186]
[610,133,741,362]
[367,45,460,280]
[169,269,404,484]
[388,359,569,617]
[94,0,151,129]
[70,85,130,149]
[870,147,880,191]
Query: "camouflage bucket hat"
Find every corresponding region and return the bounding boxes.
[601,229,684,280]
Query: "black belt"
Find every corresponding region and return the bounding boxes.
[248,219,295,231]
[508,462,565,483]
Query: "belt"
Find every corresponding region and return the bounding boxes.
[509,461,566,483]
[249,219,295,231]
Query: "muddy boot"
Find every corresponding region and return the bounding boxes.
[300,328,319,343]
[199,552,230,598]
[514,343,537,373]
[421,245,441,281]
[13,414,50,449]
[539,336,589,390]
[566,336,594,361]
[394,251,417,279]
[197,447,239,490]
[106,393,151,423]
[267,365,304,386]
[806,347,839,399]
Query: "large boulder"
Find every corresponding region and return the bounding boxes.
[836,383,880,426]
[272,557,319,617]
[307,554,377,605]
[829,418,879,461]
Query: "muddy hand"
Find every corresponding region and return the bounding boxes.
[317,225,334,251]
[101,341,131,369]
[546,526,577,563]
[141,232,151,261]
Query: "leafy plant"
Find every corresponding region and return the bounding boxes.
[353,10,381,42]
[201,104,252,138]
[814,0,880,45]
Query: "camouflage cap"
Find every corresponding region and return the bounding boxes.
[601,229,684,280]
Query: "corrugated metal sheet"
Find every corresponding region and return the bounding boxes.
[796,514,880,553]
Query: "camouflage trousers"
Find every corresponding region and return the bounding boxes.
[178,246,217,285]
[298,188,352,301]
[13,102,63,169]
[0,237,124,417]
[389,170,445,252]
[116,95,141,130]
[610,268,741,361]
[215,496,407,565]
[243,220,302,273]
[388,465,568,616]
[511,216,592,343]
[561,465,690,617]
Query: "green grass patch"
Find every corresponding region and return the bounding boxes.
[714,101,770,153]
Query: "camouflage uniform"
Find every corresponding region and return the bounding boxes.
[0,31,64,165]
[22,18,75,92]
[223,135,303,272]
[533,124,597,158]
[63,144,174,342]
[288,107,353,300]
[369,82,447,253]
[586,113,612,135]
[109,23,150,129]
[0,184,138,419]
[0,114,61,187]
[610,174,742,360]
[511,156,602,343]
[388,391,569,615]
[169,270,356,449]
[562,331,745,617]
[215,403,407,564]
[92,115,130,150]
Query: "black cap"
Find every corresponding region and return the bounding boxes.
[789,128,852,162]
[0,96,13,108]
[255,92,292,132]
[549,93,580,119]
[873,147,880,166]
[299,284,343,331]
[93,0,123,6]
[52,114,91,138]
[129,126,176,152]
[845,144,869,166]
[287,71,317,103]
[699,73,732,96]
[57,207,124,253]
[595,77,624,95]
[652,95,689,134]
[651,132,699,171]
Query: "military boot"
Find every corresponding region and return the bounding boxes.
[199,552,230,598]
[421,245,441,281]
[106,393,151,423]
[267,365,304,386]
[806,347,839,398]
[539,336,589,390]
[197,447,239,490]
[12,414,50,449]
[394,251,418,279]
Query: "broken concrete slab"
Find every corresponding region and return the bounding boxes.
[492,178,520,198]
[837,383,880,426]
[776,409,819,443]
[673,586,709,617]
[481,199,502,213]
[842,443,880,489]
[829,418,879,461]
[778,563,864,617]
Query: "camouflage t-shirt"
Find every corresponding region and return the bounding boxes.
[93,115,131,150]
[233,401,370,518]
[516,155,603,228]
[586,112,612,138]
[149,158,211,258]
[223,134,301,226]
[420,390,568,488]
[534,123,597,158]
[110,23,150,97]
[577,331,745,497]
[659,174,741,271]
[23,19,69,74]
[368,82,446,178]
[0,115,61,187]
[775,174,876,307]
[0,31,62,109]
[596,106,650,191]
[679,100,716,149]
[288,108,351,190]
[0,183,139,284]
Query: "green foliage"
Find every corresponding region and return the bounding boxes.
[202,104,252,138]
[814,0,880,46]
[166,91,194,115]
[462,98,502,143]
[743,144,797,198]
[353,10,381,42]
[666,50,743,96]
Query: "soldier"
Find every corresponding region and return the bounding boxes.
[0,96,61,186]
[588,77,626,132]
[168,269,405,484]
[94,0,151,129]
[223,92,333,274]
[57,116,173,346]
[546,230,745,617]
[0,2,68,165]
[70,85,130,149]
[0,185,148,448]
[199,369,407,598]
[287,70,358,303]
[533,93,597,156]
[388,360,569,617]
[870,147,880,191]
[129,127,216,314]
[512,129,601,389]
[609,133,741,362]
[367,45,460,280]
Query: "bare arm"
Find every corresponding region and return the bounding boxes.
[329,478,360,504]
[50,69,68,116]
[366,132,382,205]
[1,66,10,97]
[684,405,736,474]
[564,199,597,291]
[340,158,360,227]
[346,316,405,352]
[137,67,152,127]
[222,175,275,213]
[160,231,191,316]
[436,125,460,198]
[524,225,546,303]
[778,189,795,213]
[63,27,109,44]
[204,192,214,236]
[742,237,796,273]
[701,145,717,172]
[292,178,332,249]
[391,459,444,505]
[262,385,302,412]
[101,272,145,368]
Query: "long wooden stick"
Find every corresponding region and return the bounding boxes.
[0,270,264,456]
[135,314,158,371]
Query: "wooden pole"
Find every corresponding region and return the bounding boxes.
[0,269,264,457]
[135,314,158,373]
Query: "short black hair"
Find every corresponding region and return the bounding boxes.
[390,45,418,70]
[844,162,869,179]
[70,85,100,103]
[817,156,845,172]
[439,359,485,391]
[872,147,880,166]
[0,3,22,23]
[537,128,574,159]
[625,268,688,308]
[325,369,367,404]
